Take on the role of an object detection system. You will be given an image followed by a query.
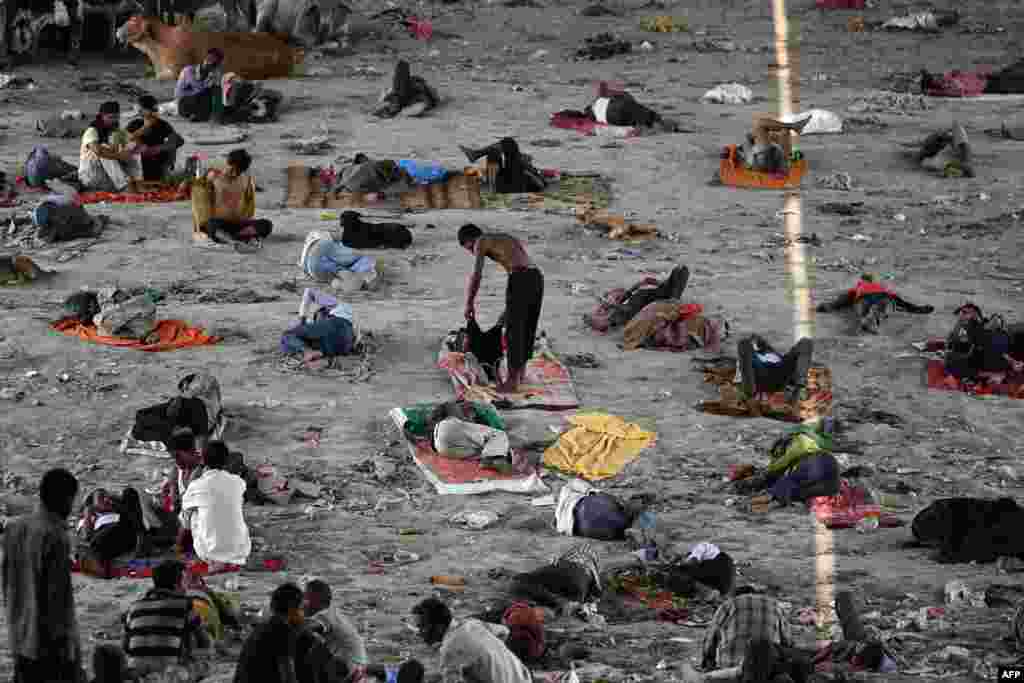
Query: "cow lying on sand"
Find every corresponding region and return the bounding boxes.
[116,15,303,81]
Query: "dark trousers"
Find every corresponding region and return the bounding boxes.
[505,268,544,372]
[14,656,79,683]
[604,94,661,127]
[512,562,593,610]
[608,265,689,328]
[739,337,814,396]
[856,294,891,331]
[205,218,273,242]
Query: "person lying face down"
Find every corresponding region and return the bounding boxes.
[373,60,440,118]
[585,81,680,131]
[458,139,548,194]
[736,335,814,412]
[281,288,358,366]
[816,274,934,334]
[700,590,794,672]
[412,598,532,683]
[508,543,604,617]
[203,149,273,246]
[555,479,650,542]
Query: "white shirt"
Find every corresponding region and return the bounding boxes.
[181,469,251,565]
[591,97,611,124]
[439,619,529,683]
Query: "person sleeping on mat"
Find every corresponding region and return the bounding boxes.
[372,60,440,118]
[735,335,814,413]
[577,81,681,131]
[405,400,521,471]
[458,138,548,194]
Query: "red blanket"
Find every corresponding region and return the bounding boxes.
[72,556,284,579]
[926,359,1024,398]
[78,185,189,205]
[808,481,903,529]
[925,70,991,97]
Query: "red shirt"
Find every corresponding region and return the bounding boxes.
[850,280,893,301]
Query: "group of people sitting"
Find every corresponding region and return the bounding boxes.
[176,48,283,124]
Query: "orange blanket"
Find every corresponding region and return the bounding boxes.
[51,319,220,352]
[77,185,189,205]
[719,145,806,189]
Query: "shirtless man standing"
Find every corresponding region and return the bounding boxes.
[458,224,544,394]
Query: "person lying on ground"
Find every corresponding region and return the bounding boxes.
[176,48,225,123]
[413,400,528,472]
[509,543,603,617]
[334,154,413,194]
[736,115,811,174]
[32,198,106,243]
[201,149,273,247]
[736,335,814,413]
[814,591,896,674]
[303,580,369,682]
[458,138,548,193]
[281,288,359,366]
[79,101,143,193]
[299,229,378,291]
[123,559,212,680]
[220,72,285,124]
[555,479,649,542]
[915,121,973,178]
[921,58,1024,96]
[92,287,159,342]
[76,487,146,562]
[944,302,1024,381]
[412,598,531,683]
[372,60,440,118]
[340,211,413,250]
[180,443,252,567]
[459,224,544,393]
[734,418,840,506]
[234,583,305,683]
[816,274,933,334]
[125,94,184,182]
[585,265,689,332]
[583,81,680,131]
[700,590,795,672]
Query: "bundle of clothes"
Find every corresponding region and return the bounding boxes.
[62,287,158,341]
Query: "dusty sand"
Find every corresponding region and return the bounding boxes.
[2,0,1024,680]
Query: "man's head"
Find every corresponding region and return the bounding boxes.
[138,94,158,119]
[226,149,252,177]
[204,48,224,68]
[170,431,199,466]
[92,644,127,683]
[40,468,79,518]
[411,597,452,645]
[152,559,186,591]
[271,583,306,626]
[398,659,426,683]
[204,440,228,471]
[457,224,483,252]
[97,101,120,128]
[955,302,982,322]
[304,579,332,616]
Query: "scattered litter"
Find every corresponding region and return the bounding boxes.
[284,135,334,155]
[817,172,854,191]
[694,38,736,53]
[449,510,500,530]
[640,16,687,33]
[883,11,958,33]
[563,352,601,368]
[640,41,654,51]
[575,33,632,60]
[702,83,752,105]
[0,74,36,90]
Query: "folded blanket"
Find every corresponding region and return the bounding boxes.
[51,319,220,352]
[543,412,656,480]
[78,185,189,205]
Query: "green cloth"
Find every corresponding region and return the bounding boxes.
[766,424,832,476]
[402,402,505,437]
[480,174,612,211]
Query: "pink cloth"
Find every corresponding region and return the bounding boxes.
[407,17,433,40]
[815,0,865,8]
[925,70,991,97]
[549,111,640,138]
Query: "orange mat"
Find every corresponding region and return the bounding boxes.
[719,145,806,189]
[77,185,189,205]
[51,319,220,352]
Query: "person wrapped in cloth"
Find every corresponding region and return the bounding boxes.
[458,224,544,394]
[61,287,158,342]
[404,400,525,473]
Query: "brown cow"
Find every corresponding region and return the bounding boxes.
[116,15,302,81]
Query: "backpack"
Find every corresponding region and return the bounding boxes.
[340,211,412,250]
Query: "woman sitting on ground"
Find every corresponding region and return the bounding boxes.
[220,72,284,124]
[372,60,440,118]
[79,101,142,193]
[459,138,548,193]
[299,229,379,293]
[280,288,359,367]
[200,149,273,247]
[176,48,225,122]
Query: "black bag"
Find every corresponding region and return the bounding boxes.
[131,397,209,444]
[340,211,412,249]
[466,317,504,380]
[62,291,100,323]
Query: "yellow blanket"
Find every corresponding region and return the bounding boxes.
[543,413,656,480]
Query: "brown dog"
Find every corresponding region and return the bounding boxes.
[117,16,303,81]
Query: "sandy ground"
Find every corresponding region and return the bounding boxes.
[3,0,1024,680]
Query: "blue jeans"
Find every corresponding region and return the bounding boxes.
[306,240,373,282]
[281,317,355,357]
